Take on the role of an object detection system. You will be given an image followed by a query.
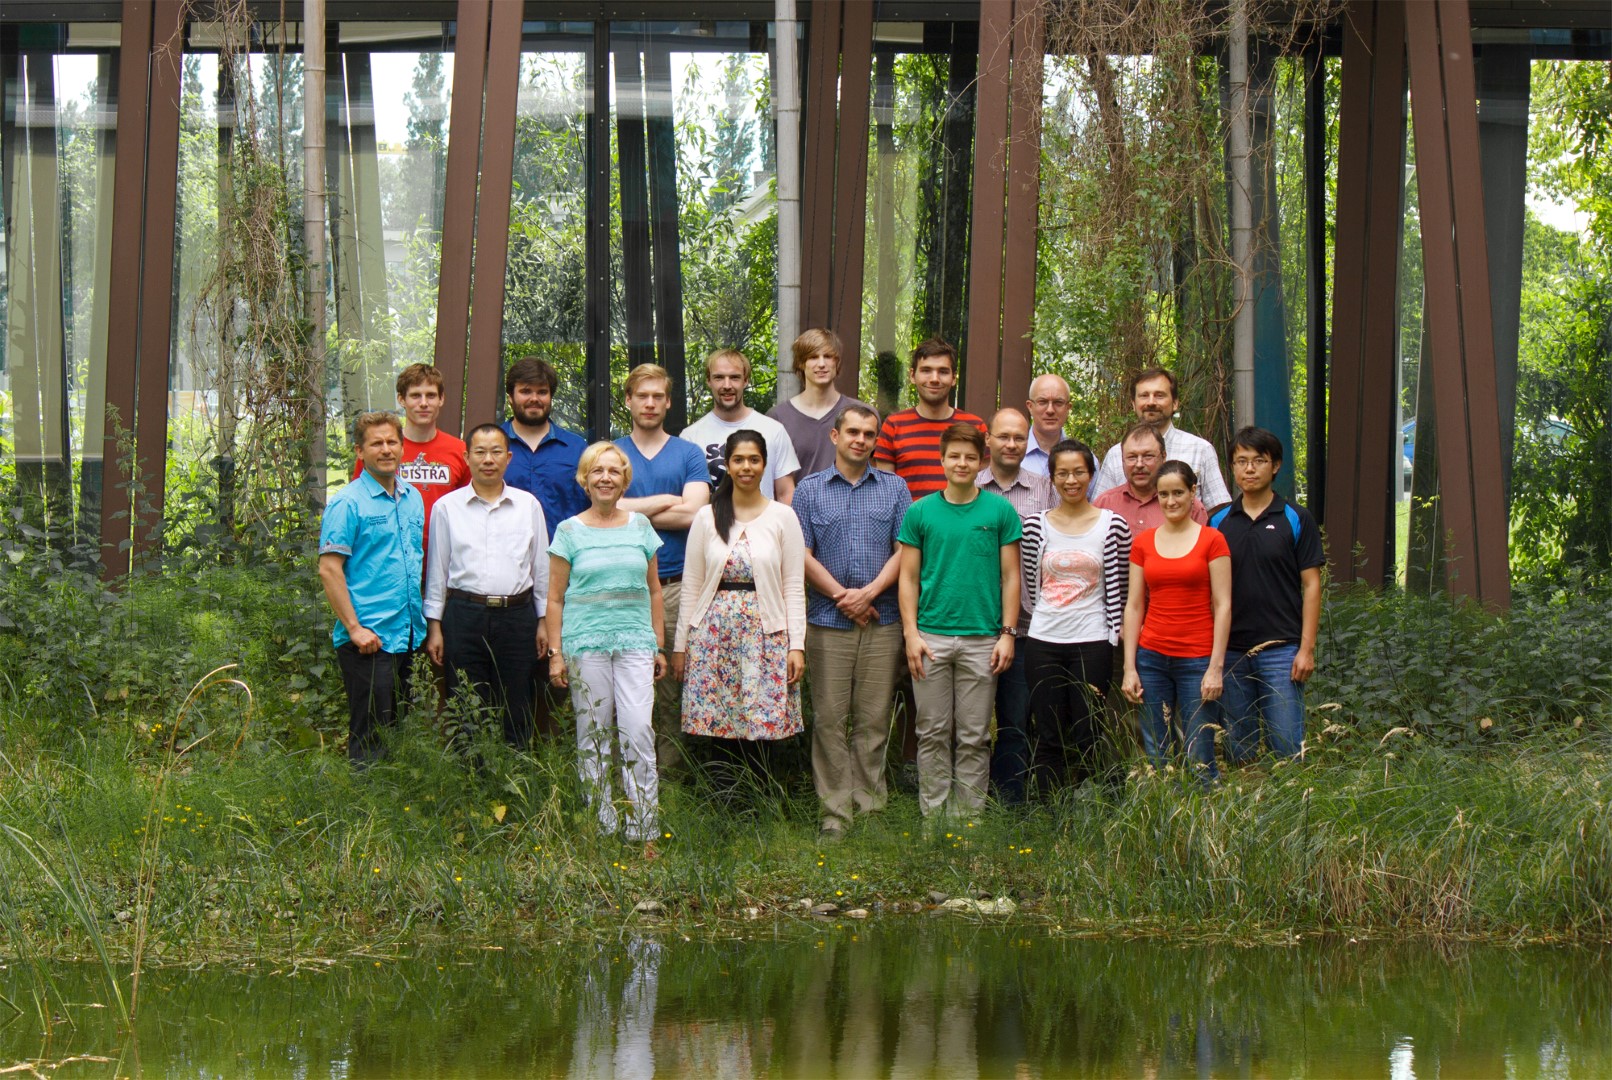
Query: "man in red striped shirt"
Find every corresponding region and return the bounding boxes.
[873,338,988,496]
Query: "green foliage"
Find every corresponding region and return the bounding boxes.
[1313,575,1612,742]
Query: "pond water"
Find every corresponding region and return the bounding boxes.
[2,924,1608,1077]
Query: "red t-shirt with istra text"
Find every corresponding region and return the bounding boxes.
[352,429,470,551]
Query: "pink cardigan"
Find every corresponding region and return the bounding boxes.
[674,501,807,652]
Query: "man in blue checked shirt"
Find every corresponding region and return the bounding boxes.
[319,412,426,765]
[791,403,912,840]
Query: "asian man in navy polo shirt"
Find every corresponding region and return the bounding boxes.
[1209,427,1324,761]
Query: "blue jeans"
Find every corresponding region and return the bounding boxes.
[989,646,1031,803]
[1134,647,1220,781]
[1223,644,1305,762]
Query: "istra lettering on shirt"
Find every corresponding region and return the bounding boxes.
[873,407,988,496]
[352,430,470,549]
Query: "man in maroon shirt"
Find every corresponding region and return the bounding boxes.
[351,363,470,555]
[873,338,988,497]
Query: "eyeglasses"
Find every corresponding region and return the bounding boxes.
[1030,398,1069,409]
[1232,456,1272,469]
[1053,469,1090,481]
[1123,453,1160,465]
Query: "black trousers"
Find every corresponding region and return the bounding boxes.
[1023,637,1113,789]
[337,643,416,765]
[441,593,539,749]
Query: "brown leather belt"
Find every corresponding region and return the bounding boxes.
[447,587,533,609]
[660,573,683,584]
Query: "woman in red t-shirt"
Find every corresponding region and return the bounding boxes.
[1121,460,1231,781]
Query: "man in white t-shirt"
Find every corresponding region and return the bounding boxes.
[1089,366,1231,512]
[681,348,802,504]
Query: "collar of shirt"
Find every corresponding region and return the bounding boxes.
[357,468,412,503]
[977,468,1036,493]
[503,420,583,451]
[1231,491,1287,521]
[1116,485,1160,508]
[460,484,515,510]
[827,463,883,488]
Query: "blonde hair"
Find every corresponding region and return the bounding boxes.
[354,411,402,445]
[705,348,751,382]
[790,328,843,376]
[623,363,671,398]
[575,441,633,490]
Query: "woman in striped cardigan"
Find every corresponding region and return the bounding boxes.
[1019,439,1132,791]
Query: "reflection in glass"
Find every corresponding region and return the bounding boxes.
[1,47,113,550]
[610,22,777,436]
[860,24,976,416]
[503,29,591,435]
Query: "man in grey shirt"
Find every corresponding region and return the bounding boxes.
[768,328,875,480]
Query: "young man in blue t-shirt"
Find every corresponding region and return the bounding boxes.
[614,363,712,776]
[1210,427,1324,761]
[897,422,1022,820]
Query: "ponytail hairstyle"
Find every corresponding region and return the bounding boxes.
[1155,459,1199,490]
[712,429,769,542]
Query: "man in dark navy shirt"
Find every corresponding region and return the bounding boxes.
[500,356,587,739]
[1209,427,1324,761]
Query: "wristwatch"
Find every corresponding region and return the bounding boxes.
[1000,626,1019,638]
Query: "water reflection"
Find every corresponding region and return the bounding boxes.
[2,926,1608,1077]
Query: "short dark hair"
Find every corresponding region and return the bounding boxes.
[1229,425,1284,466]
[465,422,510,448]
[910,337,956,373]
[832,402,879,431]
[939,421,985,457]
[1156,459,1198,489]
[1122,421,1168,458]
[505,355,559,397]
[1127,366,1178,401]
[1048,438,1096,477]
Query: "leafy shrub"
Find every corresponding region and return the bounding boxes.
[1314,575,1612,742]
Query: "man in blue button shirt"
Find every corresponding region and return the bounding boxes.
[500,356,588,539]
[792,403,912,839]
[319,412,426,765]
[500,356,588,740]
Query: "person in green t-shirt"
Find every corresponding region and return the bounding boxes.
[897,422,1022,820]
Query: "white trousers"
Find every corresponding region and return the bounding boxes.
[568,650,659,842]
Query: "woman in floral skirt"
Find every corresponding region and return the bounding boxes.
[673,429,806,796]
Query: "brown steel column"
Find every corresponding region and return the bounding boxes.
[129,0,184,567]
[1404,0,1510,608]
[829,0,872,393]
[1324,0,1403,587]
[100,1,155,578]
[998,0,1044,413]
[433,0,491,434]
[800,0,840,332]
[963,0,1013,420]
[463,0,522,430]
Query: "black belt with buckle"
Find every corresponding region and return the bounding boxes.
[717,581,757,592]
[660,573,683,585]
[447,587,533,609]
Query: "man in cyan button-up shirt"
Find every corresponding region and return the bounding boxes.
[792,403,911,839]
[319,412,426,765]
[424,424,551,750]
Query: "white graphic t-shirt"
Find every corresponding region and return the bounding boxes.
[1028,509,1111,644]
[680,411,802,500]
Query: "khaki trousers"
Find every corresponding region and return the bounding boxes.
[911,632,999,818]
[653,580,691,777]
[805,621,904,832]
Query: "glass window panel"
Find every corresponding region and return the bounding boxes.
[1,44,115,553]
[859,27,974,416]
[610,22,777,436]
[503,29,592,435]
